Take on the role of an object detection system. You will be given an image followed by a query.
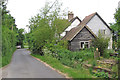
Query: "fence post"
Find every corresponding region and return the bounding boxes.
[94,48,100,59]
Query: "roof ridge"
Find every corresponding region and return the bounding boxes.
[69,16,81,23]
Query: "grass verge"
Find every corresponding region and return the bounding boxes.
[31,54,93,79]
[1,49,16,68]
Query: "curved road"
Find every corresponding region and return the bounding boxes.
[2,49,65,78]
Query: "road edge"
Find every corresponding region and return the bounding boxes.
[0,49,17,79]
[31,55,73,79]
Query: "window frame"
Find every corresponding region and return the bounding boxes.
[79,41,90,49]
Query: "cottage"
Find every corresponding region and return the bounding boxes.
[62,12,112,51]
[60,12,81,37]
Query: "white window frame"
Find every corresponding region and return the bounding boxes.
[79,41,90,49]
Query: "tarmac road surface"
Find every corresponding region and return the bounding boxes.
[2,49,65,78]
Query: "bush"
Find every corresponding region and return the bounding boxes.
[103,49,115,58]
[60,58,74,67]
[1,2,18,67]
[2,27,16,67]
[44,40,94,68]
[92,60,97,67]
[92,31,110,56]
[93,70,109,78]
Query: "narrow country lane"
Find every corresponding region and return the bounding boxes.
[2,49,65,78]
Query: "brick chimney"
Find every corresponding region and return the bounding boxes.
[68,11,74,21]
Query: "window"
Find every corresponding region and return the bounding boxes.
[85,42,89,48]
[80,41,89,49]
[99,29,105,35]
[81,42,84,48]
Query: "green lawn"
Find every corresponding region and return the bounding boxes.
[31,54,94,79]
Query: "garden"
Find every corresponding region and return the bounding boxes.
[27,0,119,79]
[39,40,118,78]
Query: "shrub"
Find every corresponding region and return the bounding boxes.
[93,70,109,78]
[92,31,110,56]
[43,39,95,69]
[2,27,16,67]
[92,60,97,67]
[89,67,93,74]
[60,58,74,67]
[103,49,115,58]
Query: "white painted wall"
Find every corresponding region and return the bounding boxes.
[87,15,112,49]
[60,19,80,37]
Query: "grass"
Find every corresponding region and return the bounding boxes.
[112,64,118,73]
[24,45,29,48]
[31,54,94,78]
[1,49,16,68]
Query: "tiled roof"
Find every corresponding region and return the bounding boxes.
[62,12,111,41]
[61,16,81,34]
[62,26,82,40]
[78,12,111,30]
[62,25,97,41]
[62,12,98,41]
[70,16,81,23]
[78,12,96,26]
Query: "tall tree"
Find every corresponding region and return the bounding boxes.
[28,1,70,55]
[113,8,120,52]
[1,0,18,67]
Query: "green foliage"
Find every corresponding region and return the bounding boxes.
[1,1,18,67]
[16,29,25,48]
[28,1,70,55]
[110,23,118,32]
[92,60,97,67]
[31,54,93,78]
[92,31,110,56]
[114,8,120,53]
[89,67,93,74]
[103,49,115,58]
[114,8,120,24]
[28,16,55,55]
[52,18,70,38]
[93,70,109,78]
[2,24,16,67]
[44,41,94,67]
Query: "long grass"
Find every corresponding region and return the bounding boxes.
[2,48,16,67]
[31,54,93,78]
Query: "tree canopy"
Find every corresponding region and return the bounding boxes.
[110,8,120,51]
[28,1,70,55]
[1,0,25,66]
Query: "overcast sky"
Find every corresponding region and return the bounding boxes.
[7,0,120,32]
